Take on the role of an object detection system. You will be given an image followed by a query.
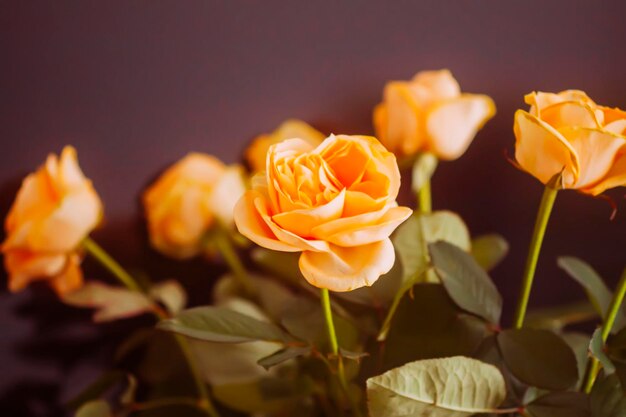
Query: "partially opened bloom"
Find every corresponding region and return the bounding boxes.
[234,134,412,292]
[374,69,495,160]
[246,119,325,172]
[2,146,103,295]
[514,90,626,195]
[143,153,247,259]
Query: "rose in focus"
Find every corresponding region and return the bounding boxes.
[143,153,247,259]
[2,146,102,295]
[234,134,412,292]
[246,119,325,172]
[514,90,626,194]
[374,69,495,160]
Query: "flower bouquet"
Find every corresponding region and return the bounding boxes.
[4,70,626,417]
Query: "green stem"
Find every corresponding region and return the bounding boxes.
[321,289,340,354]
[320,288,362,417]
[82,237,142,292]
[512,185,558,329]
[377,291,403,342]
[212,226,256,297]
[81,237,220,417]
[582,267,626,393]
[417,178,432,213]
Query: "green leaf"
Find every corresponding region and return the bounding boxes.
[411,152,438,193]
[393,211,471,286]
[157,306,294,343]
[558,257,621,325]
[471,234,509,271]
[251,248,303,286]
[526,391,590,417]
[149,280,187,315]
[562,332,593,389]
[257,346,312,370]
[429,240,502,324]
[212,376,313,414]
[607,328,626,389]
[66,371,127,410]
[280,298,358,351]
[75,401,111,417]
[367,356,506,417]
[334,256,403,307]
[384,284,489,369]
[590,374,626,417]
[590,328,616,375]
[189,337,282,386]
[61,282,154,322]
[526,301,598,331]
[497,328,579,390]
[339,348,369,362]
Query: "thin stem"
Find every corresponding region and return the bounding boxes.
[212,225,256,297]
[320,288,362,417]
[582,267,626,393]
[82,237,142,292]
[173,333,217,415]
[321,288,340,355]
[377,291,403,341]
[81,237,220,417]
[417,178,432,213]
[377,269,427,342]
[512,185,558,329]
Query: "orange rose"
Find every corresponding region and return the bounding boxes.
[374,69,495,160]
[514,90,626,195]
[234,134,412,292]
[143,153,247,259]
[245,119,325,172]
[2,146,103,295]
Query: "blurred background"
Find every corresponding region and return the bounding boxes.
[1,1,625,415]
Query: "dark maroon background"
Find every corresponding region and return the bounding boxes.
[1,1,626,415]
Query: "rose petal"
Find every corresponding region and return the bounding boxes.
[425,94,496,160]
[539,101,602,130]
[313,206,412,246]
[246,120,325,173]
[410,69,461,104]
[316,135,401,207]
[208,165,247,226]
[254,196,330,252]
[583,152,626,195]
[373,103,389,147]
[28,188,102,252]
[5,250,67,292]
[58,146,88,190]
[604,119,626,135]
[272,189,346,237]
[4,170,57,236]
[234,191,301,252]
[49,254,84,296]
[299,239,395,292]
[525,90,595,115]
[514,110,580,186]
[266,138,318,212]
[381,82,423,156]
[557,126,626,191]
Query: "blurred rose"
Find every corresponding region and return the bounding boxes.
[374,69,495,160]
[245,119,325,172]
[143,153,247,259]
[234,134,412,292]
[2,146,102,295]
[515,90,626,194]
